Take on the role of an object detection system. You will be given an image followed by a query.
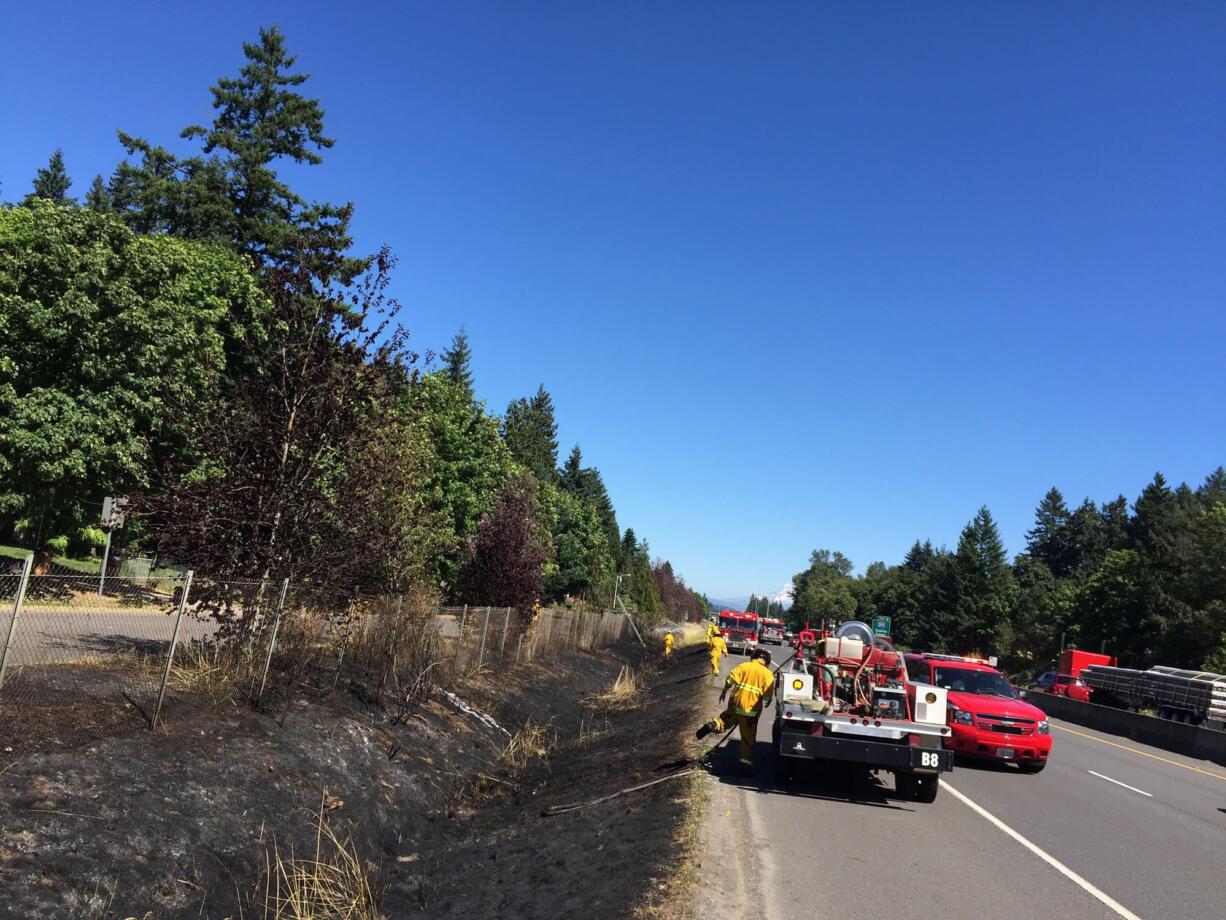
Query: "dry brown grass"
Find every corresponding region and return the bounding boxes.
[632,769,708,920]
[256,792,382,920]
[169,642,255,706]
[498,719,558,773]
[581,665,643,713]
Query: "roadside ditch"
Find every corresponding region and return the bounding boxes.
[0,637,710,918]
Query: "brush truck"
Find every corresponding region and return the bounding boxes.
[773,620,954,802]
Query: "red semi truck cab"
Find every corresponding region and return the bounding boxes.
[1054,650,1116,702]
[719,610,760,655]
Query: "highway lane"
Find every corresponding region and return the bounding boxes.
[944,716,1226,920]
[695,645,1225,920]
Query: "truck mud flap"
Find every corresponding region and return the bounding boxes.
[778,732,954,773]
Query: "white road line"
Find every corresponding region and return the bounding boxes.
[941,781,1143,920]
[1087,770,1153,798]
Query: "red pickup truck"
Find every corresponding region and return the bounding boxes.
[905,652,1052,773]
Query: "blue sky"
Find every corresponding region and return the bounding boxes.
[4,2,1224,599]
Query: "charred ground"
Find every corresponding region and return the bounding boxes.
[0,639,708,918]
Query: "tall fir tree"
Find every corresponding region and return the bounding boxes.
[84,174,112,213]
[502,384,558,483]
[1025,487,1073,577]
[25,149,73,204]
[111,27,361,278]
[440,327,474,400]
[952,506,1016,655]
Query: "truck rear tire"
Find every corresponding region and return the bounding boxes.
[895,772,939,802]
[912,775,939,803]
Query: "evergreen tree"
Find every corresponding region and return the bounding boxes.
[1130,473,1178,563]
[620,527,638,565]
[1026,487,1073,576]
[502,384,558,483]
[951,507,1016,655]
[903,540,936,573]
[1196,467,1226,507]
[25,149,73,204]
[1067,498,1106,572]
[559,445,620,553]
[560,444,584,491]
[1100,495,1131,551]
[112,27,361,278]
[440,327,474,399]
[84,174,112,212]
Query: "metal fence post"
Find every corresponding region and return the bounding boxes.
[500,608,511,660]
[477,606,491,668]
[0,554,34,691]
[153,570,194,729]
[254,578,290,706]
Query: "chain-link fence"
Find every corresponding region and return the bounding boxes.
[0,554,633,757]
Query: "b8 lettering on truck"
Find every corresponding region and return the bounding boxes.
[773,620,954,802]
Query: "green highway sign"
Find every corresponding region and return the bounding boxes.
[872,615,892,637]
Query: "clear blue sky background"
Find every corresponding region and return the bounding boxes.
[4,2,1224,600]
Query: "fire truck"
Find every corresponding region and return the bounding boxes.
[718,610,760,655]
[773,620,955,802]
[760,617,786,646]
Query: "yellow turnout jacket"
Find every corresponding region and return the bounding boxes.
[725,659,775,717]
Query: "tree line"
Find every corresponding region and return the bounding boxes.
[786,469,1226,676]
[0,28,708,624]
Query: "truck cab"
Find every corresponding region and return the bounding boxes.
[1053,649,1115,702]
[905,653,1052,773]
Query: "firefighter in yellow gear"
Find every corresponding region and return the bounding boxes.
[707,633,727,675]
[706,622,719,640]
[696,649,775,770]
[663,631,674,657]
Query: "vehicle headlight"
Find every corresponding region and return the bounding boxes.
[948,707,974,726]
[1037,720,1049,735]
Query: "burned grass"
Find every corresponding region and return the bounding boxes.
[0,639,709,919]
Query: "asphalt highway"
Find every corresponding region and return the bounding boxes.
[696,645,1226,920]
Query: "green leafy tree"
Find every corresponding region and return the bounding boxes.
[0,203,267,561]
[1010,554,1076,673]
[142,230,414,602]
[544,485,614,602]
[24,149,74,205]
[440,327,475,400]
[791,549,857,625]
[1075,549,1155,665]
[502,384,558,483]
[414,372,517,590]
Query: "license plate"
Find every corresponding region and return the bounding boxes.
[996,747,1015,758]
